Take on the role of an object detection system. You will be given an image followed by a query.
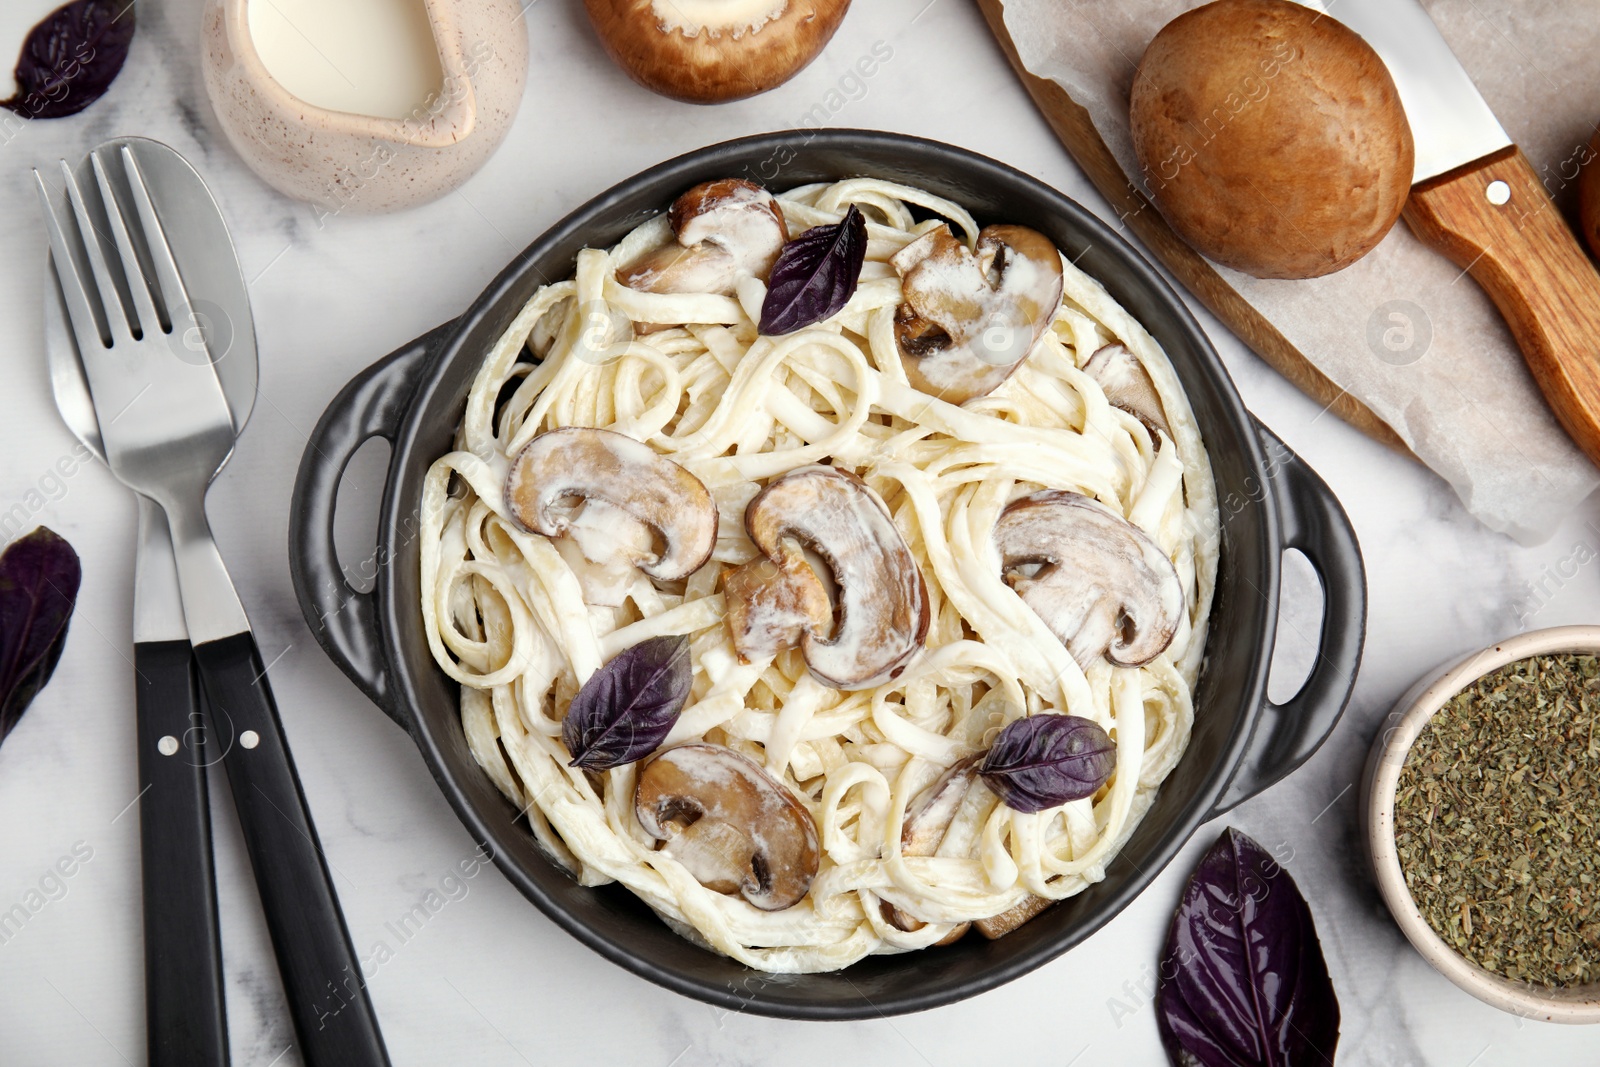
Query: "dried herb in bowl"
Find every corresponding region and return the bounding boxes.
[1394,653,1600,987]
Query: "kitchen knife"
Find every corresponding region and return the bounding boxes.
[1316,0,1600,468]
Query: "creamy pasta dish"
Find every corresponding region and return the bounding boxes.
[420,176,1218,973]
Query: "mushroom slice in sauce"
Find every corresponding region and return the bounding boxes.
[725,465,929,689]
[883,756,980,942]
[724,549,831,661]
[889,758,1054,941]
[993,490,1184,669]
[973,895,1055,940]
[635,743,821,911]
[505,428,717,587]
[891,223,1064,405]
[617,178,789,295]
[1082,343,1170,437]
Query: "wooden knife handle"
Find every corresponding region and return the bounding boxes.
[1403,146,1600,468]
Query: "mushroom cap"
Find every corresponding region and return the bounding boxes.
[635,743,821,911]
[892,224,1064,405]
[1082,343,1170,437]
[583,0,852,104]
[505,427,717,582]
[618,179,789,296]
[1128,0,1413,279]
[732,465,929,689]
[994,490,1184,668]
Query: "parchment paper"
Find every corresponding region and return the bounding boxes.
[1000,0,1600,542]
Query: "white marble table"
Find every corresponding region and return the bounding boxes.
[2,1,1599,1063]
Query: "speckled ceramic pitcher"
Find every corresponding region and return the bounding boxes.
[201,0,528,215]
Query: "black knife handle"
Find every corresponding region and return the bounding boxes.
[192,632,389,1067]
[134,640,230,1067]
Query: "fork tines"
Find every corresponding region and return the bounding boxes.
[35,147,197,357]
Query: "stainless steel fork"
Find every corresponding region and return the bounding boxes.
[35,149,390,1067]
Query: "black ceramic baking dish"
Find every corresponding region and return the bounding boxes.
[289,130,1365,1020]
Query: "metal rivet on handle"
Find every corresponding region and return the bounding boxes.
[1486,180,1510,206]
[157,735,179,756]
[240,730,260,749]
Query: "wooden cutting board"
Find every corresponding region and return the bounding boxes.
[974,0,1412,456]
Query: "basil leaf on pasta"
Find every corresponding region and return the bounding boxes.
[563,635,691,769]
[979,714,1115,813]
[760,204,867,335]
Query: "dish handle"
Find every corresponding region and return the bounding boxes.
[1207,424,1367,817]
[289,323,453,732]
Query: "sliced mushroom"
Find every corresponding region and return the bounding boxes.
[879,901,971,946]
[724,466,929,689]
[550,498,659,607]
[1082,343,1170,437]
[974,895,1054,940]
[583,0,852,104]
[891,223,1064,405]
[635,743,820,910]
[618,179,789,295]
[723,551,831,660]
[883,756,980,940]
[900,756,981,856]
[993,491,1184,668]
[506,428,717,585]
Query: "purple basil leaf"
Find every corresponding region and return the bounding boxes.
[979,714,1115,813]
[2,0,136,120]
[759,204,867,335]
[563,634,692,769]
[0,527,82,745]
[1156,829,1340,1067]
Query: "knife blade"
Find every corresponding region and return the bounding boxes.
[1314,0,1509,183]
[1307,0,1600,471]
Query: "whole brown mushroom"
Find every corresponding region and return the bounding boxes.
[1129,0,1414,280]
[584,0,852,104]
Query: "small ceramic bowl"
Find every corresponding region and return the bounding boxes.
[200,0,527,214]
[1363,624,1600,1023]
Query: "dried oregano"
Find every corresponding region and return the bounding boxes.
[1394,654,1600,987]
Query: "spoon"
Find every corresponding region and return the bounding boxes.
[44,135,255,1067]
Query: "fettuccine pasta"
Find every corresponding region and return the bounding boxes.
[419,177,1218,972]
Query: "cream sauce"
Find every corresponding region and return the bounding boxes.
[247,0,443,120]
